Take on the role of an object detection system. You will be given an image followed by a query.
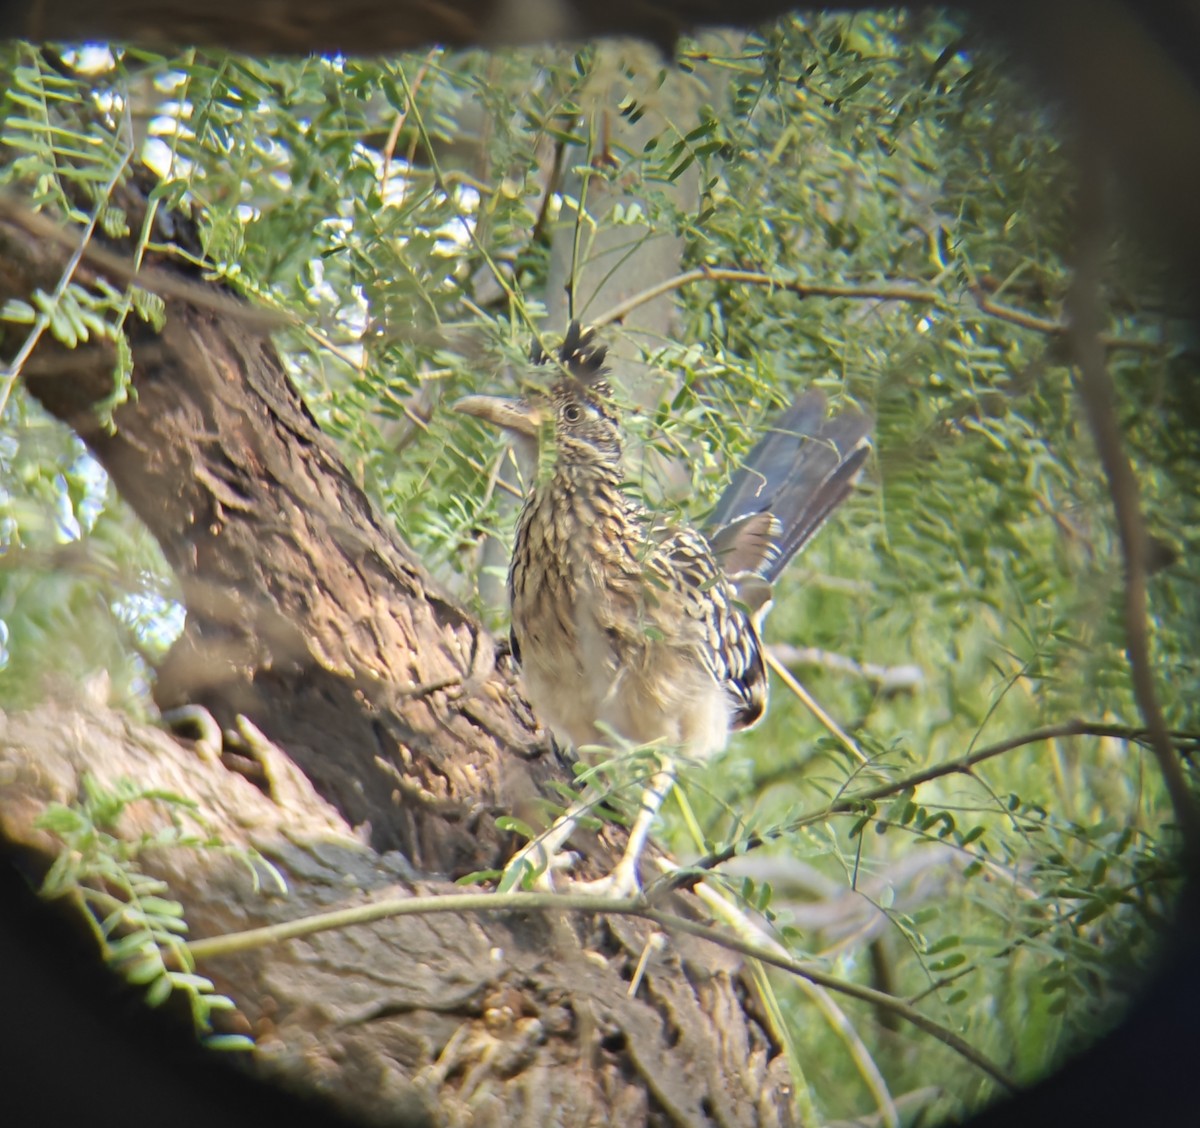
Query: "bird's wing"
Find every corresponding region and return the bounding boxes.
[706,390,831,530]
[655,527,767,730]
[708,390,871,583]
[708,511,781,576]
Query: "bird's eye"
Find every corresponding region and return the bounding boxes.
[562,403,583,423]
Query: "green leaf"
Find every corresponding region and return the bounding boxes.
[144,974,174,1008]
[495,857,535,894]
[124,956,167,985]
[929,953,967,972]
[495,815,538,840]
[0,297,36,323]
[203,1034,255,1052]
[456,868,502,886]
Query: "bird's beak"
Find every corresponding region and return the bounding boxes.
[454,394,543,439]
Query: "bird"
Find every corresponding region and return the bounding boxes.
[456,322,871,896]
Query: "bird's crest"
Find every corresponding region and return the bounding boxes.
[531,321,611,394]
[528,321,621,465]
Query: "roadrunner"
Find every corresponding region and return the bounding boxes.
[457,323,870,895]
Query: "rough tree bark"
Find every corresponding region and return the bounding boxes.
[0,170,794,1125]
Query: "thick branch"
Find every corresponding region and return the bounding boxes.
[0,168,806,1125]
[5,0,804,53]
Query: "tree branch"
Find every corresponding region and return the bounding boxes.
[0,195,289,329]
[591,264,1168,353]
[1067,158,1200,860]
[591,266,940,329]
[656,720,1190,888]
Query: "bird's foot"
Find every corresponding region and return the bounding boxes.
[497,834,581,893]
[497,830,646,900]
[496,763,674,900]
[569,856,644,901]
[569,764,675,901]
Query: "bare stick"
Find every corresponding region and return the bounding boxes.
[765,649,867,763]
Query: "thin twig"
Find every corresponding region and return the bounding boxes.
[590,266,939,330]
[972,288,1065,336]
[765,649,868,763]
[185,886,1015,1091]
[380,49,439,202]
[679,861,899,1125]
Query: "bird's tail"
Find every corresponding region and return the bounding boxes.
[707,390,871,586]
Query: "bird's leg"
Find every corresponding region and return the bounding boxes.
[499,803,587,891]
[575,756,675,899]
[499,755,676,897]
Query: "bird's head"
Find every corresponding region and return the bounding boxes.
[455,322,623,474]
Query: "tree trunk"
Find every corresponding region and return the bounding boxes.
[0,172,793,1125]
[4,1,800,54]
